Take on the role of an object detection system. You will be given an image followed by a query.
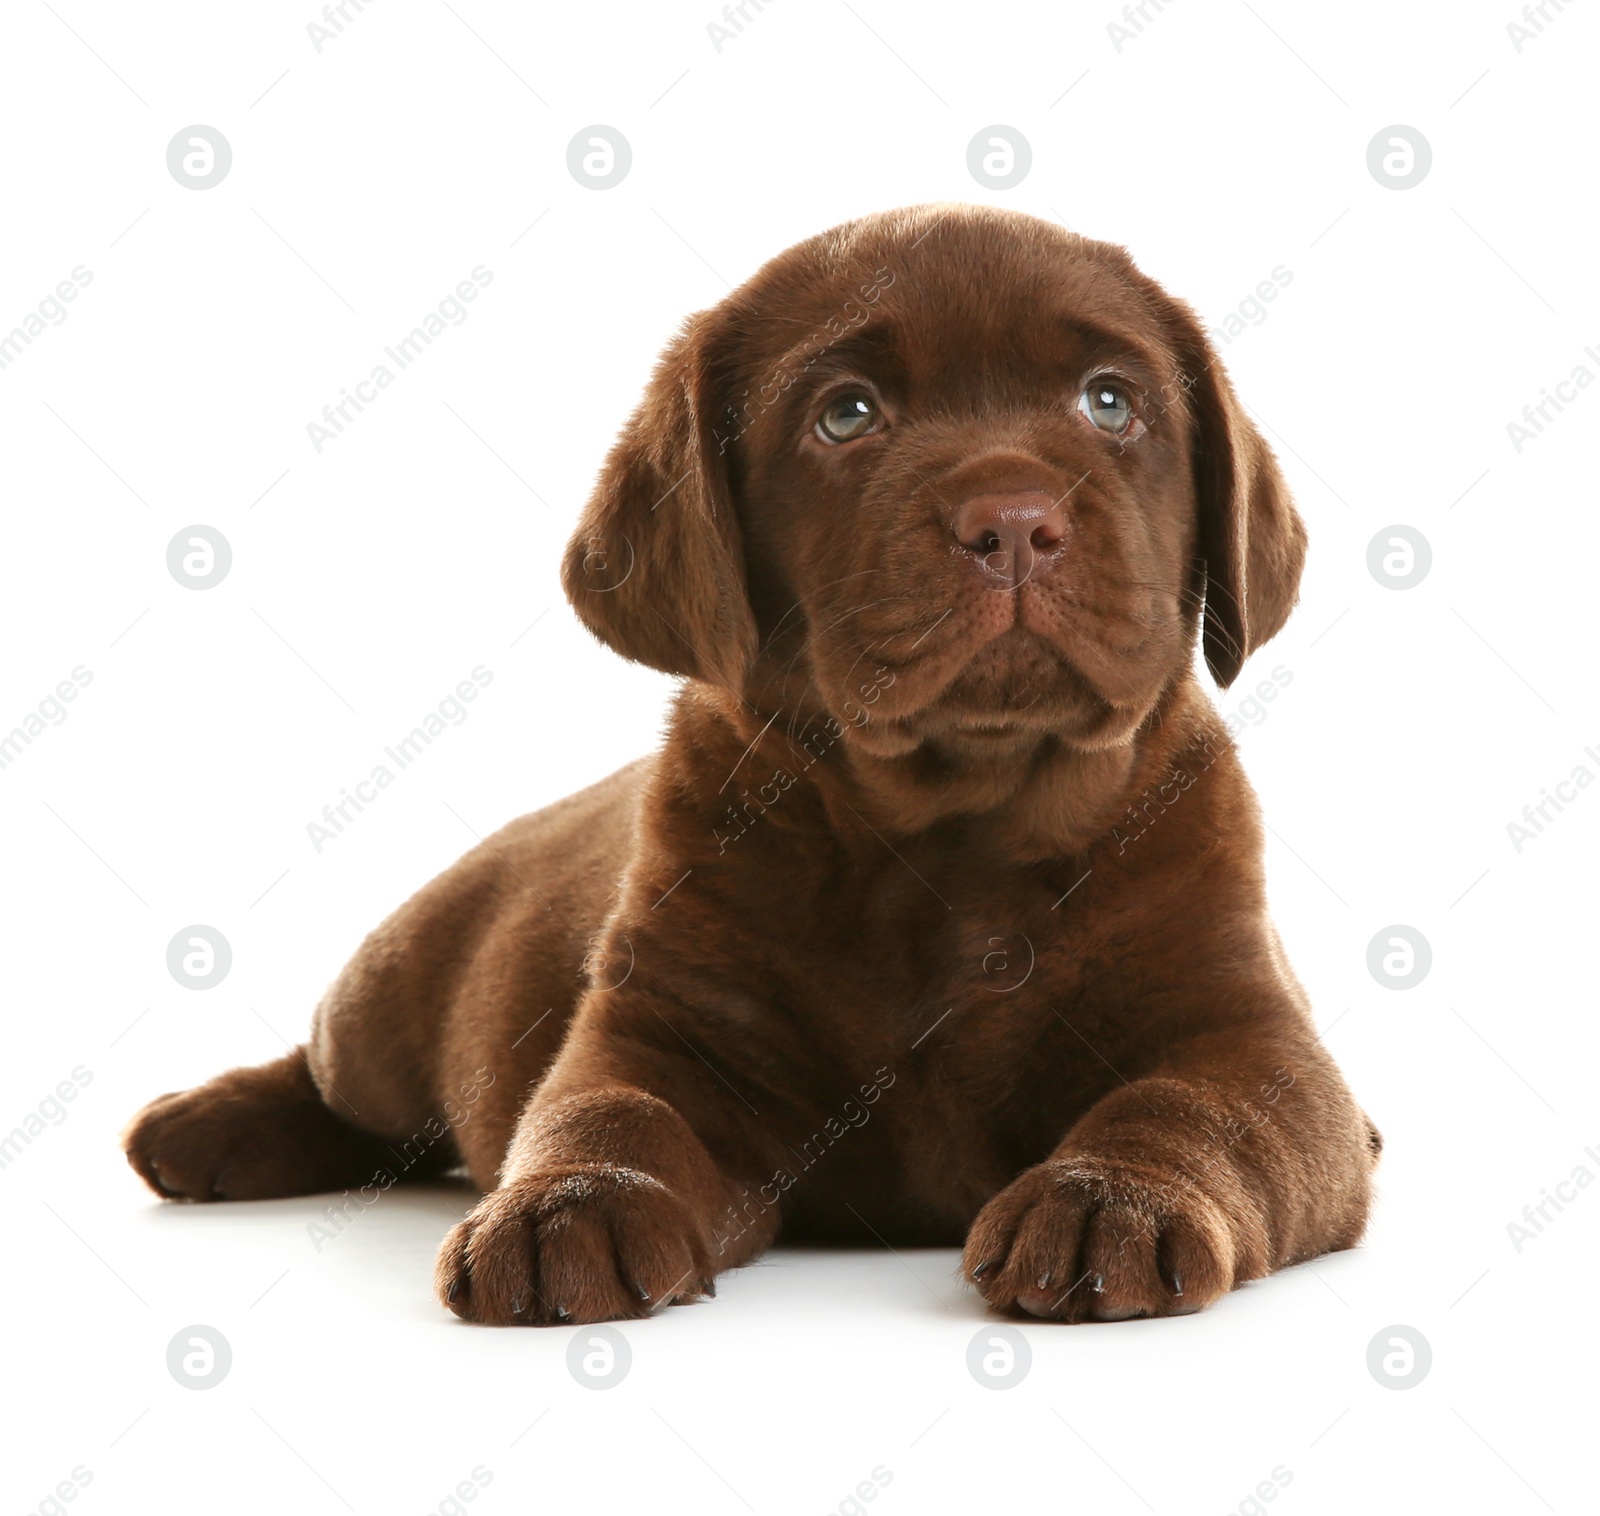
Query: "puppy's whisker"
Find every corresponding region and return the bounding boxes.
[760,569,883,655]
[771,594,922,690]
[840,636,888,690]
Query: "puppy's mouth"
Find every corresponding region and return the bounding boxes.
[795,551,1183,761]
[837,621,1153,758]
[928,629,1127,730]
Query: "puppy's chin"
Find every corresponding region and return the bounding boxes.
[867,705,1151,767]
[833,661,1162,766]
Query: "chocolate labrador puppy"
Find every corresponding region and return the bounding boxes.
[124,205,1379,1325]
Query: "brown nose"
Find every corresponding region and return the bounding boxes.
[953,491,1065,585]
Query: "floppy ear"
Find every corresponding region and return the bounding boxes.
[1172,324,1307,689]
[561,311,757,690]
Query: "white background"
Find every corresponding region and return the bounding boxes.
[2,1,1596,1512]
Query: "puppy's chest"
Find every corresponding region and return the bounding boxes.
[759,856,1130,1130]
[728,868,1145,1230]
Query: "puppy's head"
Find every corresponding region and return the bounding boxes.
[563,205,1304,760]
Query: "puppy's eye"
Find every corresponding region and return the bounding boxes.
[816,392,881,443]
[1078,379,1138,436]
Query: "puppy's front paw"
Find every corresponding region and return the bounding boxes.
[435,1165,714,1326]
[962,1157,1236,1322]
[121,1052,391,1202]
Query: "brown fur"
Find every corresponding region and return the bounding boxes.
[123,205,1377,1325]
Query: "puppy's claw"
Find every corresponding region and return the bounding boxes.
[1170,1270,1184,1298]
[447,1279,463,1304]
[971,1259,1000,1280]
[510,1298,524,1315]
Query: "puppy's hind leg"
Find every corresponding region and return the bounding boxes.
[122,1046,448,1202]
